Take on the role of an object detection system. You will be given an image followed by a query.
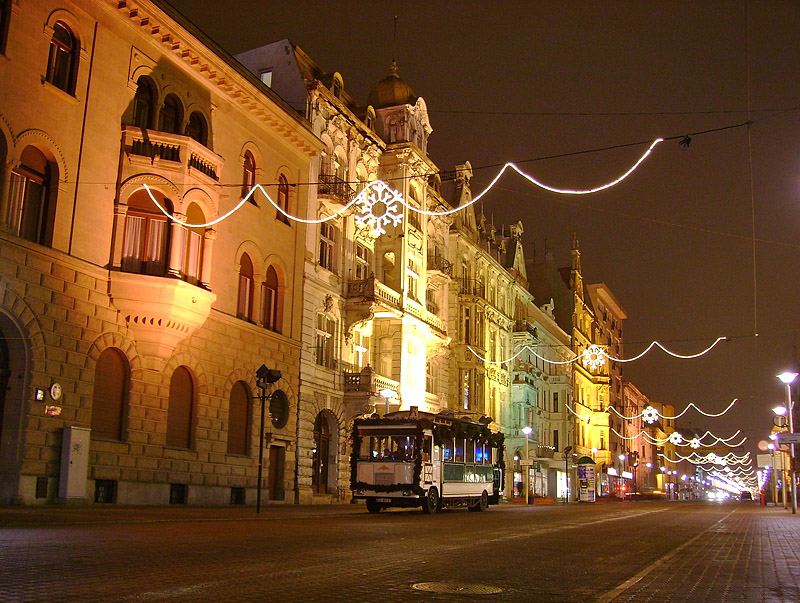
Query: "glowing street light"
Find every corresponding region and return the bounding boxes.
[777,372,797,514]
[522,426,533,505]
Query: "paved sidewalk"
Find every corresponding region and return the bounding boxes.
[599,504,800,603]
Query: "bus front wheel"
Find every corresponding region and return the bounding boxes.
[469,490,489,512]
[422,487,439,515]
[366,498,383,513]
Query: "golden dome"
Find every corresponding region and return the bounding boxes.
[367,62,417,109]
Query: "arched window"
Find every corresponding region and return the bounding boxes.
[261,265,280,332]
[181,202,206,285]
[0,0,12,55]
[166,366,194,449]
[242,151,256,200]
[132,76,155,129]
[5,146,56,246]
[90,348,129,441]
[158,94,183,134]
[237,253,254,321]
[311,412,330,494]
[276,174,290,224]
[46,21,78,94]
[227,381,251,455]
[121,189,171,275]
[186,111,207,145]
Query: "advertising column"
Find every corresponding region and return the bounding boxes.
[577,457,596,503]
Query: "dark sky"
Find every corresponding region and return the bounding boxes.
[165,0,800,457]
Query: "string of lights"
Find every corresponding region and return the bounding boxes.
[609,428,746,448]
[468,336,728,368]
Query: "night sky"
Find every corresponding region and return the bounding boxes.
[164,0,800,457]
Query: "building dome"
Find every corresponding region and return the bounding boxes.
[367,62,417,109]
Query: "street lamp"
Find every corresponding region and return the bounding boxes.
[255,365,281,514]
[777,372,797,514]
[379,388,397,415]
[522,426,532,505]
[563,445,573,503]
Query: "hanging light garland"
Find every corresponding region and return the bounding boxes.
[142,137,665,229]
[609,428,746,448]
[469,337,728,369]
[658,450,751,466]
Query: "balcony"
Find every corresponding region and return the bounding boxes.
[318,174,356,204]
[109,270,216,358]
[534,445,555,459]
[459,278,486,298]
[513,319,538,337]
[123,126,224,184]
[427,254,453,277]
[343,366,399,395]
[346,276,446,335]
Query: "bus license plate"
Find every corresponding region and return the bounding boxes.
[376,498,391,503]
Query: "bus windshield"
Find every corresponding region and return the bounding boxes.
[358,429,416,462]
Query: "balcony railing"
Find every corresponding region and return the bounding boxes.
[318,174,356,204]
[124,126,223,183]
[343,366,399,395]
[459,278,486,298]
[427,254,453,277]
[513,320,538,337]
[535,445,555,459]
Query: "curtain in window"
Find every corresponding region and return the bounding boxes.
[184,230,201,280]
[121,214,144,272]
[4,172,24,232]
[145,218,167,274]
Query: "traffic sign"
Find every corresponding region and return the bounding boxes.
[777,433,800,445]
[774,415,788,428]
[757,439,770,451]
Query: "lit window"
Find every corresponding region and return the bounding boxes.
[5,146,56,246]
[237,253,254,322]
[354,242,371,280]
[181,203,206,285]
[46,21,78,94]
[315,314,336,369]
[259,70,272,87]
[121,189,170,275]
[352,330,370,370]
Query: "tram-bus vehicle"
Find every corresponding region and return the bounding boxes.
[350,408,504,514]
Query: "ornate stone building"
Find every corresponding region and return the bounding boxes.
[0,0,318,505]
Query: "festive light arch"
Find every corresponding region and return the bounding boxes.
[608,428,746,448]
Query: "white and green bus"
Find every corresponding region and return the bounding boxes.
[350,409,504,514]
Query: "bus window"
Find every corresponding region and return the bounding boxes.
[443,438,453,461]
[454,438,464,463]
[475,444,484,464]
[422,435,432,462]
[392,436,414,461]
[466,439,475,463]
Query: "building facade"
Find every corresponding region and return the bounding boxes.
[0,0,319,505]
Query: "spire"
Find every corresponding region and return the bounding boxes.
[570,233,584,300]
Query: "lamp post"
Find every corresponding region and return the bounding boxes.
[379,388,397,415]
[255,365,281,514]
[522,426,532,505]
[618,453,626,499]
[777,372,797,514]
[564,445,573,503]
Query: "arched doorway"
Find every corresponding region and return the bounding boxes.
[0,315,29,503]
[311,412,330,494]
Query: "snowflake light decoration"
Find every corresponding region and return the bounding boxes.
[668,432,684,446]
[641,405,659,424]
[688,437,701,449]
[353,180,404,237]
[582,345,607,371]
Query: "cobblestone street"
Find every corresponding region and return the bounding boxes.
[1,500,797,602]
